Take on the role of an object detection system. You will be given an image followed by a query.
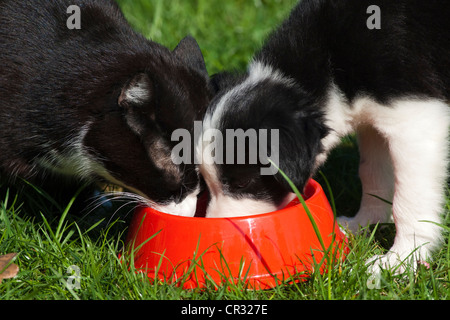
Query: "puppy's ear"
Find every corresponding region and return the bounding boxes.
[173,35,208,78]
[210,71,243,94]
[118,73,153,108]
[272,113,328,192]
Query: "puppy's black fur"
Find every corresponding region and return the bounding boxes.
[257,0,449,102]
[0,0,212,208]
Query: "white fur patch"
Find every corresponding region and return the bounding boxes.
[36,123,151,200]
[123,79,151,105]
[205,191,297,218]
[36,123,96,179]
[205,194,278,218]
[248,60,296,87]
[315,85,353,168]
[203,61,295,133]
[155,187,200,217]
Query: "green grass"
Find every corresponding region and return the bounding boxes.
[1,0,450,300]
[117,0,297,74]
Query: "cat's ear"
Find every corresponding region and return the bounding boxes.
[118,73,152,108]
[173,35,208,78]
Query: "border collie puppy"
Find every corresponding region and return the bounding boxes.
[198,0,449,273]
[0,0,211,216]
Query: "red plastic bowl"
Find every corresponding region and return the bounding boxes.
[125,179,348,289]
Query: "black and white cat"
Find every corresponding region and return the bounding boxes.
[0,0,211,216]
[198,0,449,273]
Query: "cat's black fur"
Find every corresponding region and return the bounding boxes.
[0,0,212,209]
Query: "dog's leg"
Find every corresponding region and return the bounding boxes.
[339,125,394,233]
[366,100,449,274]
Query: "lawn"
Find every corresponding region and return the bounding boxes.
[1,0,449,301]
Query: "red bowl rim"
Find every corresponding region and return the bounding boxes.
[136,179,322,222]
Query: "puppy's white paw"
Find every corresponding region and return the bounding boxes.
[365,253,411,275]
[365,248,431,276]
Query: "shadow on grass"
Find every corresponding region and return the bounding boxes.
[0,177,133,240]
[314,135,361,219]
[314,135,397,250]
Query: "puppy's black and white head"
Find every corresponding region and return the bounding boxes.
[198,62,328,217]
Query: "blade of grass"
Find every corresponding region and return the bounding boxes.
[270,161,344,299]
[367,193,393,205]
[55,186,84,242]
[319,170,337,215]
[20,179,62,211]
[420,220,450,232]
[269,160,327,253]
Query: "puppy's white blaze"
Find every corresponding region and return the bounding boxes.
[248,60,296,87]
[197,132,222,196]
[205,61,294,132]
